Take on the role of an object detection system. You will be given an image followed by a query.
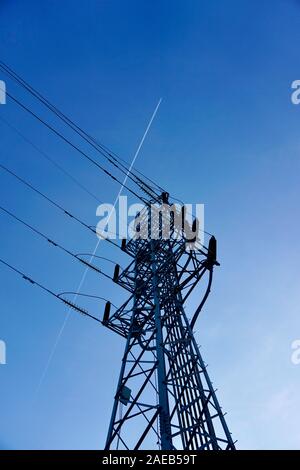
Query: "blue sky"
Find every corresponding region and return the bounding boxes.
[0,0,300,449]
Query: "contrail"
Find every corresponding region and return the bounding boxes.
[35,98,162,396]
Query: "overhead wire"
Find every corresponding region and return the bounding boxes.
[0,162,120,250]
[0,204,113,281]
[57,292,118,311]
[3,89,148,204]
[0,114,133,232]
[0,61,211,260]
[0,63,160,202]
[0,256,102,324]
[0,61,212,244]
[0,60,214,239]
[0,60,165,196]
[0,115,102,204]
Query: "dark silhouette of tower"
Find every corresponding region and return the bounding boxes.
[103,196,235,450]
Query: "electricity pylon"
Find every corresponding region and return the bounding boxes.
[103,195,235,450]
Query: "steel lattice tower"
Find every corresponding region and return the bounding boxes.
[103,195,235,450]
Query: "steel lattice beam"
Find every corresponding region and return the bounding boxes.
[103,203,235,450]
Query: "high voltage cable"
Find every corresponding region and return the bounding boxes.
[0,115,131,233]
[0,163,210,255]
[0,60,161,193]
[0,60,165,196]
[0,205,112,281]
[0,61,212,242]
[0,162,120,250]
[3,89,148,204]
[0,62,160,201]
[0,115,102,204]
[0,61,210,235]
[0,256,102,324]
[57,292,118,311]
[0,60,210,225]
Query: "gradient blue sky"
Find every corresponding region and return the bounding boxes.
[0,0,300,450]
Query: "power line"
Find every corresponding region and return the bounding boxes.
[0,256,102,324]
[0,115,102,204]
[0,66,211,241]
[0,61,160,202]
[0,60,165,196]
[0,204,112,280]
[1,68,213,249]
[57,292,118,311]
[0,162,120,250]
[0,60,213,237]
[0,115,133,234]
[4,89,148,204]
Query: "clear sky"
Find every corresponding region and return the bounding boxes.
[0,0,300,450]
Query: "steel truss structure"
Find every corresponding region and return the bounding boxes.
[103,199,235,450]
